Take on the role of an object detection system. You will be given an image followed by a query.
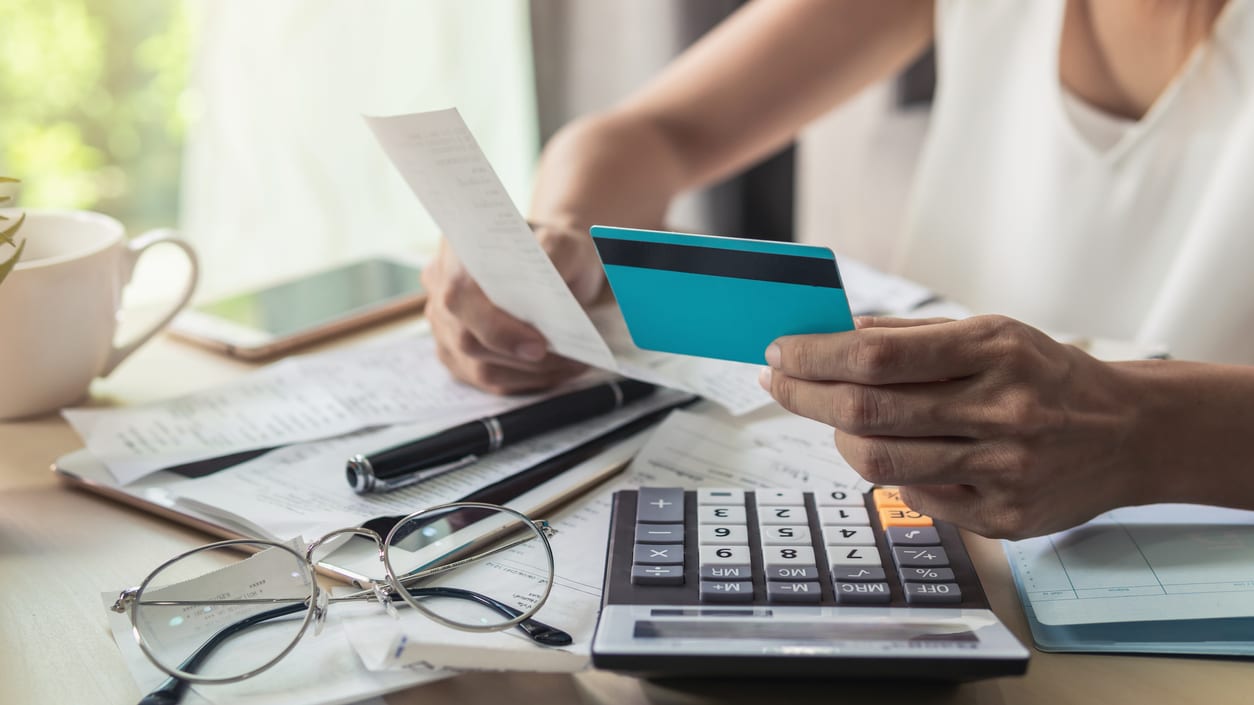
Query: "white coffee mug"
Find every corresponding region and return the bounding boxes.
[0,209,199,420]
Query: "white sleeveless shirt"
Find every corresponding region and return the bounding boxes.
[898,0,1254,364]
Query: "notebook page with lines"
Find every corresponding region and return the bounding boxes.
[1006,504,1254,626]
[1004,503,1254,655]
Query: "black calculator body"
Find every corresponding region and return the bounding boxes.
[591,487,1030,679]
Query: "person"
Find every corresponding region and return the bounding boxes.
[420,0,1254,539]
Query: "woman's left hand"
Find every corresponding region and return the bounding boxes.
[760,315,1150,539]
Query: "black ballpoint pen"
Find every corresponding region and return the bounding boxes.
[346,378,658,494]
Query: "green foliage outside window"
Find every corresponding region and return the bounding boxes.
[0,0,191,232]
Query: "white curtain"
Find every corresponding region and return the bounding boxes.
[177,0,539,299]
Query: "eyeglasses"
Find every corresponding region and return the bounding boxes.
[111,502,566,704]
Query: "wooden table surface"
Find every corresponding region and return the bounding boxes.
[2,323,1249,705]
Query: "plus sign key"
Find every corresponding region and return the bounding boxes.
[637,487,684,524]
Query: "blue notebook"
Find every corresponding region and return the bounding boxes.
[1004,504,1254,657]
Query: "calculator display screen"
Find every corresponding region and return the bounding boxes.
[633,620,980,644]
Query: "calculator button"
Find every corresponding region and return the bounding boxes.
[635,524,684,544]
[758,505,807,525]
[885,526,940,546]
[814,489,863,507]
[697,488,745,506]
[700,564,752,580]
[818,506,870,526]
[833,581,891,604]
[765,565,819,581]
[700,581,754,602]
[699,525,748,545]
[762,546,815,566]
[872,487,907,508]
[899,566,956,582]
[893,546,949,567]
[698,506,747,524]
[830,565,886,582]
[631,565,684,586]
[826,546,883,568]
[699,545,751,565]
[879,508,933,527]
[767,581,822,603]
[634,544,683,565]
[760,525,812,545]
[636,488,685,524]
[821,526,875,546]
[755,489,805,506]
[903,582,962,604]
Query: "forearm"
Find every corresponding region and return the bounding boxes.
[1121,359,1254,510]
[530,0,934,228]
[528,112,683,231]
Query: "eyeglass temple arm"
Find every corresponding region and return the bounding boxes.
[392,586,573,646]
[135,587,571,705]
[137,601,304,705]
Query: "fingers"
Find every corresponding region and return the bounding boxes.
[537,224,605,305]
[833,431,976,485]
[767,316,997,384]
[762,370,996,437]
[854,315,954,329]
[424,240,585,394]
[435,342,583,395]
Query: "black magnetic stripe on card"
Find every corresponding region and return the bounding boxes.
[593,237,843,289]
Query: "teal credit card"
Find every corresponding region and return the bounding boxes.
[590,226,855,365]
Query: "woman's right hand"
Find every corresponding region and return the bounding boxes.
[421,223,603,395]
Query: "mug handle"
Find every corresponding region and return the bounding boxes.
[100,228,200,377]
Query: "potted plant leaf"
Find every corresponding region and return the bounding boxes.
[0,177,25,287]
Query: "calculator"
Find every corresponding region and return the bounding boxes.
[590,487,1030,679]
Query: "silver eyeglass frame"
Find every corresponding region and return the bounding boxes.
[112,501,557,685]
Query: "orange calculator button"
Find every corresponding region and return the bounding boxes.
[879,508,933,527]
[872,488,906,508]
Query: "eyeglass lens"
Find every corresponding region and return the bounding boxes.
[383,504,554,630]
[132,542,313,682]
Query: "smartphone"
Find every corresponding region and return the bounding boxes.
[170,256,426,359]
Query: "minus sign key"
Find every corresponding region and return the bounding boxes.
[635,524,685,544]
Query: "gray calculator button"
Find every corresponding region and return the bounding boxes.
[833,581,891,604]
[700,564,752,580]
[825,546,883,568]
[821,526,875,546]
[699,525,748,545]
[818,506,870,526]
[697,488,745,506]
[698,506,747,524]
[754,489,805,506]
[815,489,863,507]
[635,524,684,544]
[886,526,941,546]
[893,546,950,567]
[903,581,963,603]
[634,544,683,565]
[767,581,822,603]
[830,565,886,582]
[758,505,805,525]
[762,546,815,565]
[637,488,684,524]
[631,565,684,586]
[765,565,819,581]
[899,566,955,582]
[699,545,751,565]
[700,581,754,602]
